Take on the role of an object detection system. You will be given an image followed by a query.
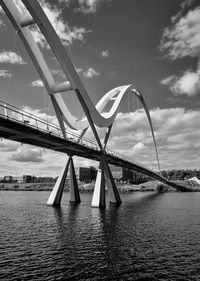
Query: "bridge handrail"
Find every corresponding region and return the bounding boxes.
[105,147,157,174]
[0,101,98,150]
[0,101,159,174]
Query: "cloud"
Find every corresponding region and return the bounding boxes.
[9,145,45,162]
[84,67,100,78]
[160,67,200,96]
[76,66,100,77]
[0,69,12,78]
[132,142,145,154]
[101,49,109,58]
[0,51,26,65]
[76,67,83,74]
[160,4,200,96]
[0,19,5,26]
[0,140,19,152]
[160,75,174,86]
[160,7,200,60]
[33,1,89,47]
[31,79,44,87]
[76,0,101,14]
[58,0,71,4]
[100,107,200,170]
[76,0,113,14]
[171,71,200,96]
[10,0,89,48]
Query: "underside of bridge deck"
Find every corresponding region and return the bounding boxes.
[0,116,191,193]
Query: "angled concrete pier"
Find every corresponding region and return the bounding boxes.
[69,156,81,204]
[91,154,122,208]
[47,156,80,206]
[104,160,122,205]
[91,155,106,208]
[47,157,70,206]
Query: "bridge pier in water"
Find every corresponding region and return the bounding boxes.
[91,154,122,208]
[47,156,80,206]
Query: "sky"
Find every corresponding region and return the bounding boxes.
[0,0,200,177]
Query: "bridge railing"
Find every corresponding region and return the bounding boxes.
[0,101,157,173]
[0,101,98,151]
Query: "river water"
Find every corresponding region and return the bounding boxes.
[0,191,200,280]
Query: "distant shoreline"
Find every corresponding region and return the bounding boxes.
[0,180,200,192]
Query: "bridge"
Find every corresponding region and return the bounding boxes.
[0,0,190,208]
[0,101,189,195]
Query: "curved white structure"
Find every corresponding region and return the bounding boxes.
[1,0,160,207]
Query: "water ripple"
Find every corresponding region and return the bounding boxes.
[0,191,200,280]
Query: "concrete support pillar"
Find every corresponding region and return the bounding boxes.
[91,155,106,208]
[104,161,122,205]
[69,156,81,203]
[91,154,122,208]
[47,156,81,206]
[47,157,70,206]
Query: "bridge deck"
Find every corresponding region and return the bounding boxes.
[0,107,190,191]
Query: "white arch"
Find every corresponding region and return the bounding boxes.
[0,0,160,170]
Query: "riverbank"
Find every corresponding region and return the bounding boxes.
[0,179,199,192]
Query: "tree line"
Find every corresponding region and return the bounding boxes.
[160,169,200,181]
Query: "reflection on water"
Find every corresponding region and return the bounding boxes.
[0,191,200,280]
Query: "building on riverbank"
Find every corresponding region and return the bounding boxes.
[79,166,97,182]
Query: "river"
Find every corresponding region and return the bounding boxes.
[0,191,200,280]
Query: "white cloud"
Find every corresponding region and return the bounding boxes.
[160,75,174,86]
[0,19,5,26]
[31,79,44,87]
[35,1,89,47]
[171,70,200,96]
[132,142,145,154]
[9,145,45,162]
[76,0,113,14]
[160,5,200,96]
[84,67,100,78]
[77,0,101,14]
[76,67,83,74]
[0,51,26,65]
[11,0,89,48]
[101,49,109,58]
[58,0,71,4]
[103,107,200,170]
[161,61,200,96]
[0,140,19,152]
[160,7,200,60]
[0,69,12,78]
